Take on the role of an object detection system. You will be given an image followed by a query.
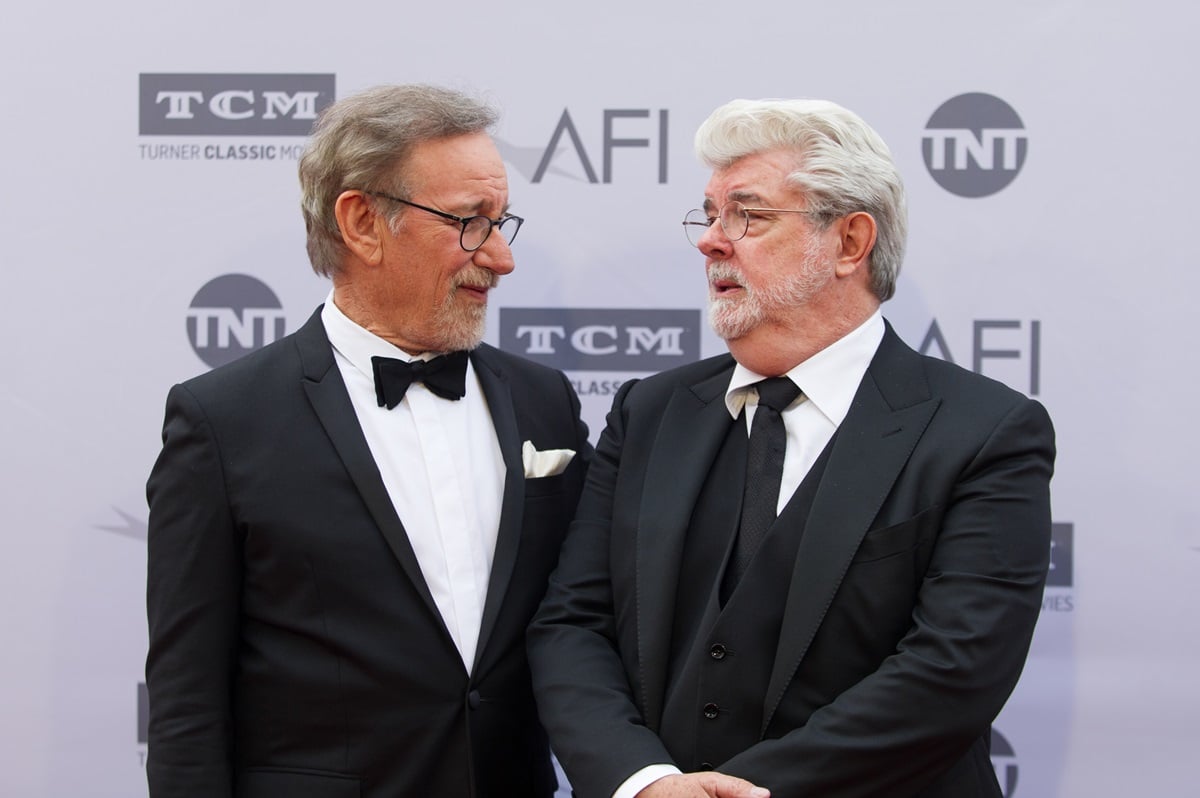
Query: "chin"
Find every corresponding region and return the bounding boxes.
[708,301,760,341]
[432,309,487,352]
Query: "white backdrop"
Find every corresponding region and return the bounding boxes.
[2,2,1197,795]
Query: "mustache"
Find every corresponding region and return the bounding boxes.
[707,262,745,286]
[453,268,500,291]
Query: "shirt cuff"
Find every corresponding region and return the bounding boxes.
[612,764,683,798]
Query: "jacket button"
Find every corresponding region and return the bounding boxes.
[699,762,713,771]
[709,644,727,660]
[467,690,482,710]
[702,702,719,720]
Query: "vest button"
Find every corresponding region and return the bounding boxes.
[709,644,727,660]
[702,702,719,720]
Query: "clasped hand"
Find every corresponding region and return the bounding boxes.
[637,772,770,798]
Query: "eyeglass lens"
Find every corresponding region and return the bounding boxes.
[682,202,750,247]
[462,215,521,251]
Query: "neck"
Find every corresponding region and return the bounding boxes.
[727,297,878,376]
[331,282,425,356]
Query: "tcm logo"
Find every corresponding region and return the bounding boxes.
[497,108,669,184]
[922,93,1027,197]
[187,274,286,369]
[500,308,699,371]
[1046,522,1074,588]
[139,73,335,136]
[990,728,1019,797]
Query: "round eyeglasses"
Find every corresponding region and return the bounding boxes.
[365,191,524,252]
[682,201,820,247]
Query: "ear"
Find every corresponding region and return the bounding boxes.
[333,190,386,266]
[833,211,877,279]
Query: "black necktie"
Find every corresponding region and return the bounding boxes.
[371,351,469,408]
[723,376,803,601]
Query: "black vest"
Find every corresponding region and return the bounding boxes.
[659,418,837,770]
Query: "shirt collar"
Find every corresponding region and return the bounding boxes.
[724,310,885,425]
[321,290,443,380]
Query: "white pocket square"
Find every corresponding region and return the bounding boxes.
[522,440,576,479]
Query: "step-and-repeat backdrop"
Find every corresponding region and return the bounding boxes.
[3,2,1196,795]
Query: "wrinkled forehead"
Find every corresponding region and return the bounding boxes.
[702,149,804,211]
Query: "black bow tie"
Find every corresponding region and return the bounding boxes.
[371,351,469,408]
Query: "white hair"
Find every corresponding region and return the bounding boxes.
[695,98,907,301]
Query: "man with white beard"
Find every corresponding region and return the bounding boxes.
[529,98,1055,798]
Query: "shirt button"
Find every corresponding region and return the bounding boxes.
[702,702,719,720]
[709,644,727,660]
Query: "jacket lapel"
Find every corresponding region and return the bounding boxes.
[762,325,941,729]
[294,308,446,631]
[467,346,524,672]
[638,358,736,728]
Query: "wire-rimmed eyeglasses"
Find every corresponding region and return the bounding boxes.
[682,201,821,247]
[365,191,523,252]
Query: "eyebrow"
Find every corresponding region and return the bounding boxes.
[704,189,767,212]
[727,189,766,204]
[455,199,512,218]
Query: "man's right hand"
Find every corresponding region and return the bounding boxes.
[636,772,770,798]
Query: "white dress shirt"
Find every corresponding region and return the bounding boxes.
[724,310,885,511]
[321,293,505,675]
[612,311,885,798]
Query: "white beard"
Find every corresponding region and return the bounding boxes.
[706,240,830,341]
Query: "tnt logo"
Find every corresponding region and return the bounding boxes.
[500,308,699,371]
[187,274,285,368]
[139,73,335,135]
[990,728,1019,797]
[922,93,1027,197]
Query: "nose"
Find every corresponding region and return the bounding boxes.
[473,231,515,275]
[697,220,733,261]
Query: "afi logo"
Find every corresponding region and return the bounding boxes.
[922,93,1027,197]
[186,274,286,369]
[139,73,335,136]
[500,308,699,371]
[915,318,1042,396]
[497,108,669,184]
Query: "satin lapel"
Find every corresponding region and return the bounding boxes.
[467,347,523,671]
[294,308,444,627]
[638,363,735,728]
[762,327,940,730]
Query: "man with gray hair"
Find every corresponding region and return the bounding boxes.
[529,98,1054,797]
[146,84,591,797]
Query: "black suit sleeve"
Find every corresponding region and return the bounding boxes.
[529,379,676,798]
[145,384,240,798]
[720,396,1055,796]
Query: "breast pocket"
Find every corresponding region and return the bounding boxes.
[850,504,942,564]
[524,473,566,499]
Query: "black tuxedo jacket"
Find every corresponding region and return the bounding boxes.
[146,307,591,798]
[529,323,1054,798]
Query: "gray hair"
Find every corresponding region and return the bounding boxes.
[695,98,907,301]
[299,84,498,277]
